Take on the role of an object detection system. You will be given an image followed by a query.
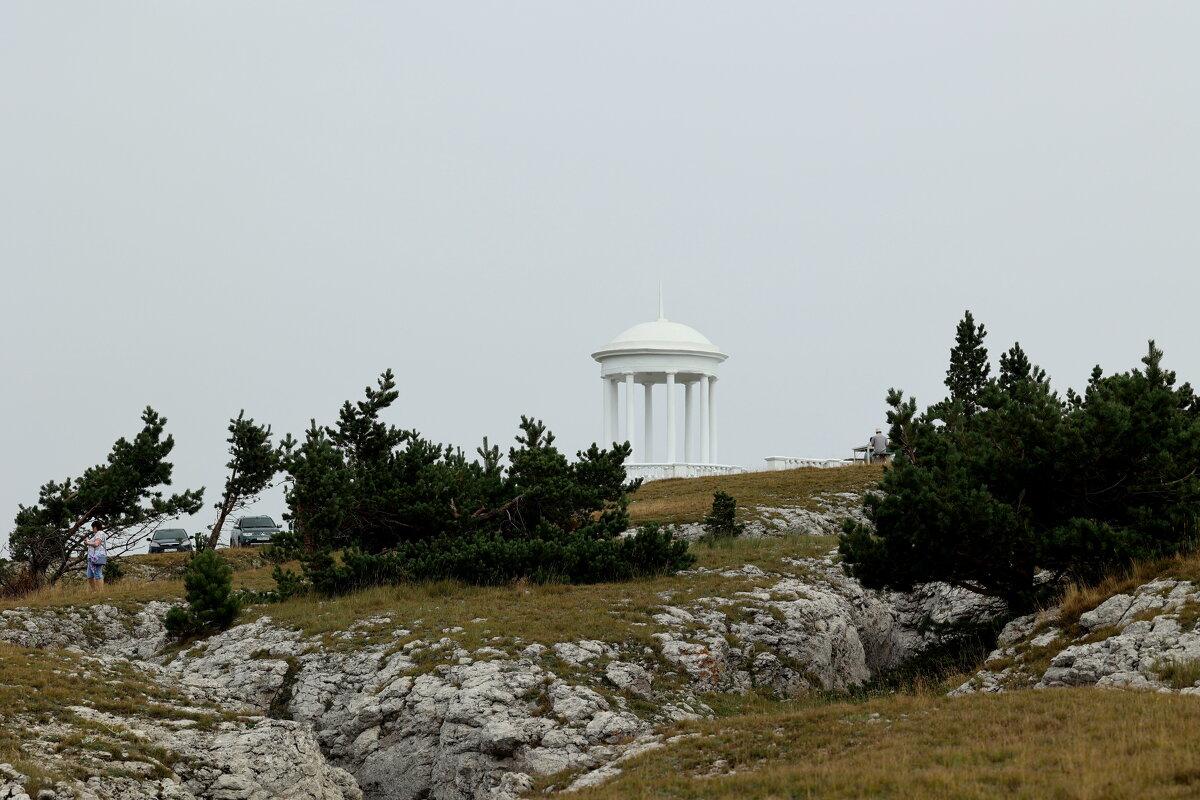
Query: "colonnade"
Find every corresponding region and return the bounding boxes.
[602,373,718,464]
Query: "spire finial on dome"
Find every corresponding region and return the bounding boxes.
[657,284,665,321]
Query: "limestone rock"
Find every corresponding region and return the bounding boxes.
[954,577,1200,695]
[186,718,361,800]
[604,661,652,699]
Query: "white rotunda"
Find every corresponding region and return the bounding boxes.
[592,301,745,482]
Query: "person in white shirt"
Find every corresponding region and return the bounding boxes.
[85,520,107,592]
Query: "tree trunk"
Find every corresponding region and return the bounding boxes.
[208,503,233,550]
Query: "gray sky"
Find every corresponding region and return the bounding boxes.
[3,3,1198,550]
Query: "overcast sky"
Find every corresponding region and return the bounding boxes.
[3,3,1198,551]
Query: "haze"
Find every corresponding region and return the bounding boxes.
[3,3,1197,548]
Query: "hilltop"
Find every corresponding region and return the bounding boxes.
[2,465,1200,799]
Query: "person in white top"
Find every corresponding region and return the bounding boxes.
[85,520,107,592]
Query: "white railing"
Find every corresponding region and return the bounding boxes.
[625,463,747,482]
[627,457,855,483]
[763,456,850,471]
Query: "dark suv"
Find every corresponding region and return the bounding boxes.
[147,528,193,553]
[232,515,282,547]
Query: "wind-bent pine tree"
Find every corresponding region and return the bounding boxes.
[11,408,204,587]
[206,411,280,550]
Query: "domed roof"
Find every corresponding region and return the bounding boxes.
[592,316,724,359]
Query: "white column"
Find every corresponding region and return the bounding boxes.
[643,381,654,462]
[666,372,676,463]
[709,377,718,464]
[624,372,636,460]
[602,378,613,445]
[684,380,695,463]
[606,378,619,444]
[699,375,711,463]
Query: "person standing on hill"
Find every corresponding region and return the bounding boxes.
[870,428,891,463]
[85,520,107,592]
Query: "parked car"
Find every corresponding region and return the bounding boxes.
[232,515,282,547]
[147,528,193,554]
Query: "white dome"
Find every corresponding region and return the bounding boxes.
[593,319,722,357]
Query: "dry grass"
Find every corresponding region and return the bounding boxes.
[1,534,839,664]
[254,534,839,654]
[1057,563,1161,630]
[1150,657,1200,690]
[628,465,883,526]
[565,688,1200,799]
[690,534,838,572]
[263,569,748,653]
[125,547,270,577]
[0,552,284,614]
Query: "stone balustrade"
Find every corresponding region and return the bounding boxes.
[624,463,747,482]
[763,456,850,470]
[627,457,856,483]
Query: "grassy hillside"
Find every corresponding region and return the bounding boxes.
[564,687,1200,799]
[0,547,278,613]
[2,465,875,615]
[628,464,883,525]
[9,465,1200,799]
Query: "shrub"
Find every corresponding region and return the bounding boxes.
[164,548,242,639]
[293,523,695,595]
[702,491,744,543]
[102,558,125,584]
[0,563,37,599]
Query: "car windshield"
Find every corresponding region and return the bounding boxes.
[153,529,187,540]
[241,517,276,529]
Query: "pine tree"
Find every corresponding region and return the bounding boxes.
[207,411,280,549]
[272,374,687,595]
[839,319,1200,613]
[1046,342,1200,583]
[11,408,203,587]
[164,547,241,638]
[702,491,744,541]
[941,310,991,425]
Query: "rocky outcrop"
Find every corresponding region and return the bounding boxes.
[0,546,1003,800]
[0,652,360,800]
[0,480,1024,800]
[952,577,1200,696]
[0,601,173,661]
[650,560,905,694]
[1038,579,1200,692]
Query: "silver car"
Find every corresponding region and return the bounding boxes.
[232,516,282,547]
